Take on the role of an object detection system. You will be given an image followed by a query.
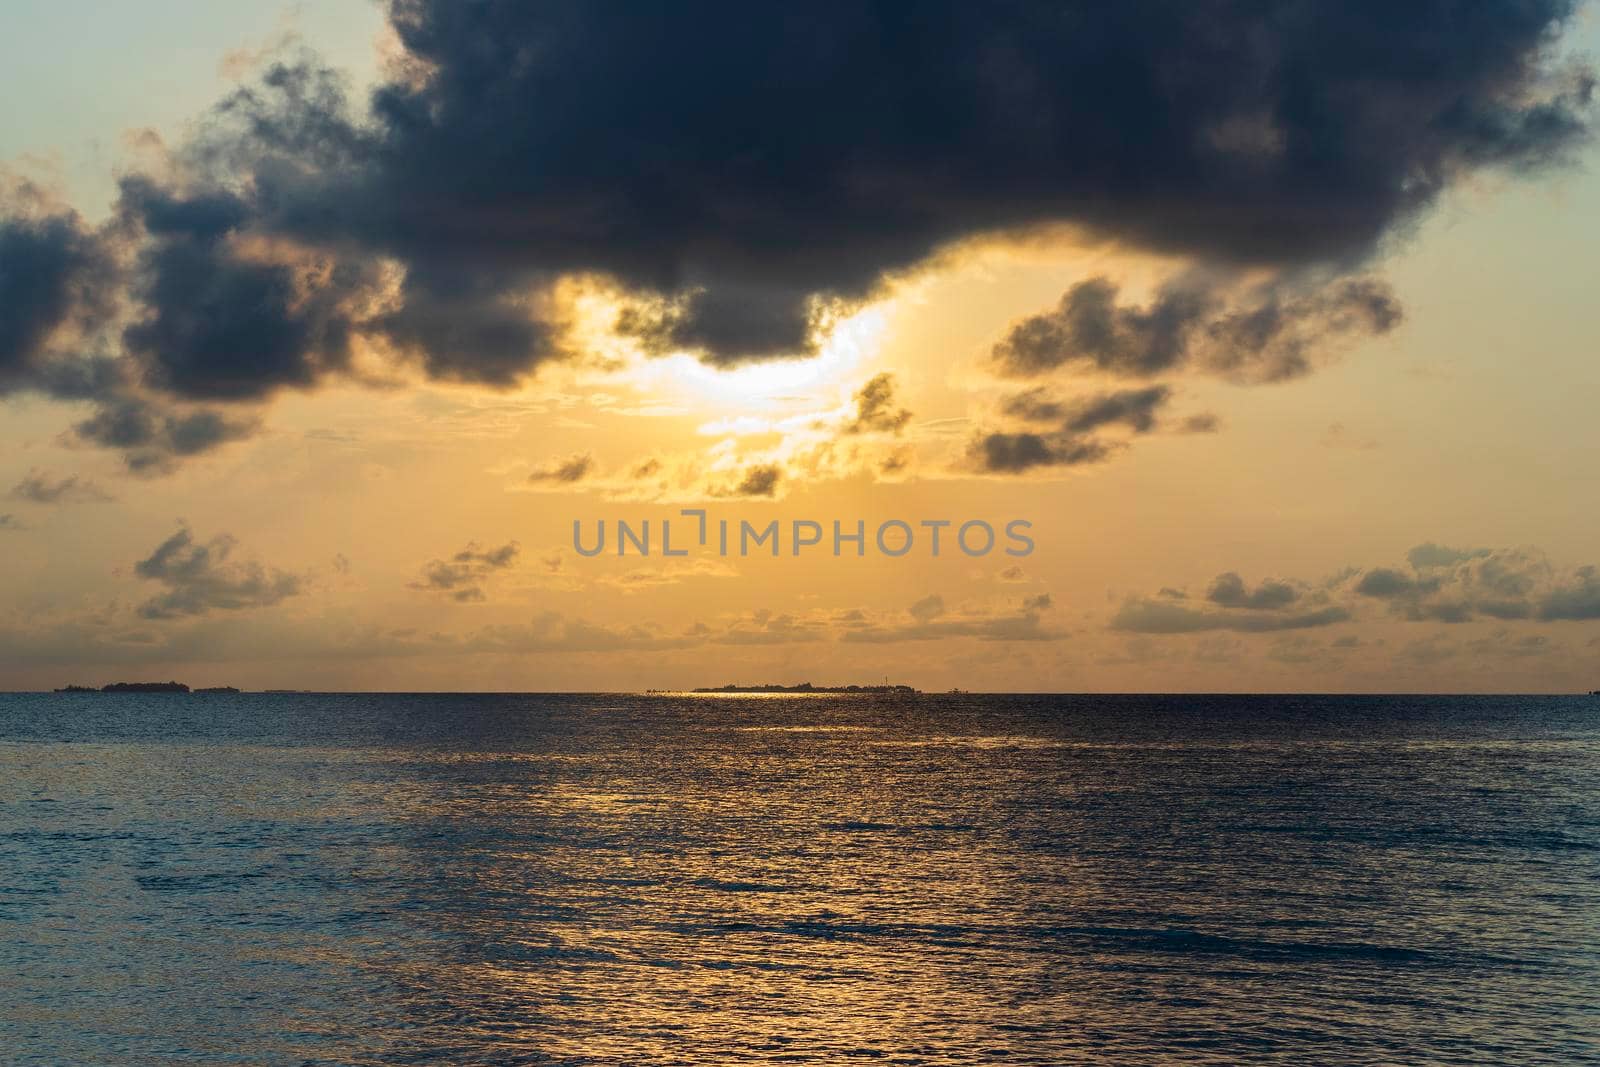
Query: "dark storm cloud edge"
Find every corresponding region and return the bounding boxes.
[1,0,1592,470]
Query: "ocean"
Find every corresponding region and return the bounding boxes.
[1,692,1597,1064]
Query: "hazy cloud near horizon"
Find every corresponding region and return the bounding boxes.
[1115,544,1600,635]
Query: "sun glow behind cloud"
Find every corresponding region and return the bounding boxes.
[629,302,892,412]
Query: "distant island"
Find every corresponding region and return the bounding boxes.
[53,681,240,694]
[689,682,920,694]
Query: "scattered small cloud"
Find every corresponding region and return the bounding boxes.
[527,452,593,484]
[134,527,302,619]
[845,373,912,435]
[1178,413,1222,434]
[968,385,1181,475]
[9,469,113,504]
[992,276,1401,384]
[409,540,520,602]
[69,397,259,476]
[711,463,781,498]
[965,431,1117,474]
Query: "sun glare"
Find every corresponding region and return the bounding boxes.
[636,303,892,411]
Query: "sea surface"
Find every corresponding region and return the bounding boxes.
[1,692,1597,1065]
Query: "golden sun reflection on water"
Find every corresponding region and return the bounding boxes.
[5,694,1599,1063]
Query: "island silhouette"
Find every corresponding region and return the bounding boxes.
[53,682,241,694]
[689,682,919,694]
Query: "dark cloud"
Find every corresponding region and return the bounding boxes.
[410,540,520,602]
[134,527,302,619]
[1,1,1591,414]
[69,397,259,475]
[373,262,560,387]
[998,388,1069,424]
[9,470,113,504]
[846,373,911,435]
[617,285,824,366]
[41,5,1600,364]
[713,464,781,498]
[527,453,593,484]
[977,385,1187,474]
[0,209,117,393]
[878,448,912,477]
[1060,386,1171,434]
[1180,413,1222,434]
[967,431,1115,474]
[1539,566,1600,621]
[1354,567,1426,599]
[1114,569,1342,632]
[1208,572,1300,610]
[357,0,1587,368]
[993,276,1403,382]
[1134,544,1600,633]
[0,198,267,475]
[1000,384,1171,432]
[117,177,374,401]
[1348,545,1561,623]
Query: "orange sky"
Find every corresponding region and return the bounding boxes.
[2,4,1599,691]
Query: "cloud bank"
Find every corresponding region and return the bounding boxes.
[1116,543,1600,635]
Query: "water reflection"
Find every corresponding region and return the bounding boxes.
[1,694,1598,1063]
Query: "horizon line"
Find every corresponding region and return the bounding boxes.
[9,689,1597,697]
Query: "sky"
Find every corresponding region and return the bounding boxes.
[2,0,1599,692]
